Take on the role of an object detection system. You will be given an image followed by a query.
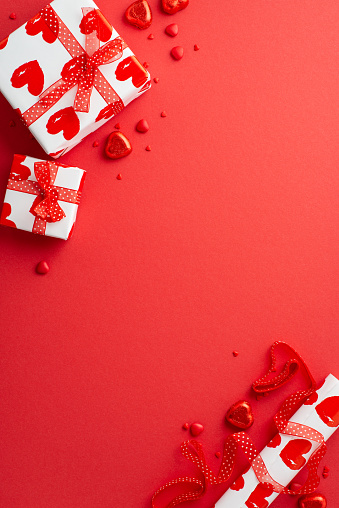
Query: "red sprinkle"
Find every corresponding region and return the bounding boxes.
[114,123,121,129]
[36,261,49,274]
[160,111,167,118]
[9,120,16,127]
[153,77,159,83]
[9,12,16,20]
[147,33,154,40]
[182,422,189,430]
[92,140,99,147]
[323,472,329,479]
[171,46,184,61]
[232,350,239,357]
[256,394,264,401]
[323,466,330,473]
[145,145,151,151]
[143,61,149,68]
[215,452,221,458]
[194,44,200,51]
[116,174,122,180]
[136,119,149,133]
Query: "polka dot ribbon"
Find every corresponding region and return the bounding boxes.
[22,5,126,127]
[152,341,326,507]
[7,161,82,236]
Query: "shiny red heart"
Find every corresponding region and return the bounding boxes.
[161,0,189,15]
[46,107,80,140]
[25,12,58,43]
[298,493,327,508]
[165,23,179,37]
[225,400,254,429]
[315,396,339,427]
[0,203,17,229]
[190,422,204,436]
[125,0,152,29]
[115,56,148,88]
[279,438,312,470]
[11,60,44,96]
[79,9,112,43]
[10,154,31,181]
[170,46,184,61]
[245,482,273,508]
[105,132,132,159]
[95,101,124,123]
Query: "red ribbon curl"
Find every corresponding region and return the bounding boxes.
[152,341,327,508]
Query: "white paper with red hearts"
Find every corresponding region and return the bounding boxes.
[0,0,150,158]
[215,374,339,508]
[0,155,85,239]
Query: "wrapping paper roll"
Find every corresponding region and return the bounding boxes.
[215,374,339,508]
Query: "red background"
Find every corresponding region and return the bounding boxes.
[0,1,338,507]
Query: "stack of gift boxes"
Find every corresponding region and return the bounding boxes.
[0,0,150,239]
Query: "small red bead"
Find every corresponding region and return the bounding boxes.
[92,140,99,147]
[116,174,122,180]
[153,77,159,83]
[171,46,184,60]
[9,12,16,20]
[143,61,149,68]
[9,120,16,127]
[147,33,154,39]
[161,111,167,117]
[194,44,200,51]
[36,261,49,274]
[145,145,151,151]
[114,123,121,129]
[136,119,149,133]
[232,350,239,357]
[182,422,189,430]
[215,451,221,458]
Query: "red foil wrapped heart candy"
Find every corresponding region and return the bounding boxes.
[105,132,132,159]
[125,0,152,29]
[298,493,327,508]
[225,400,254,429]
[161,0,189,15]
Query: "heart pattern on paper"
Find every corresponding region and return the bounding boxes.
[0,36,9,50]
[10,154,31,181]
[115,56,148,88]
[267,434,281,448]
[279,438,312,470]
[11,60,45,96]
[79,9,113,43]
[25,12,58,43]
[245,482,274,508]
[46,107,80,140]
[0,203,17,229]
[315,396,339,427]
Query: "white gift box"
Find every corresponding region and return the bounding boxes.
[215,374,339,508]
[0,154,86,239]
[0,0,150,158]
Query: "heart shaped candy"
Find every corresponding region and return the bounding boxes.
[11,60,44,96]
[171,46,184,61]
[190,422,204,436]
[165,23,178,37]
[298,493,327,508]
[225,400,254,429]
[162,0,189,15]
[105,132,132,159]
[125,0,152,29]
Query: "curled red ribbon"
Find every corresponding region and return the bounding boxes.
[152,341,326,508]
[22,6,126,126]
